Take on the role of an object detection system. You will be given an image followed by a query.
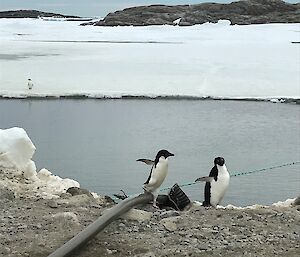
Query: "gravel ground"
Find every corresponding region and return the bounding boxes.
[1,186,299,257]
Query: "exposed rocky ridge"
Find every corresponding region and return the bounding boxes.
[94,0,300,26]
[0,10,79,19]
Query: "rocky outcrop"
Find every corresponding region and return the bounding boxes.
[0,10,79,19]
[94,0,300,26]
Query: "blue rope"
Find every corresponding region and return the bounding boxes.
[160,161,300,192]
[230,161,300,177]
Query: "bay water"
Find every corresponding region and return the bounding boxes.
[0,99,299,206]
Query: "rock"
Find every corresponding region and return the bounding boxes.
[47,200,58,208]
[17,224,28,230]
[134,252,156,257]
[90,204,103,209]
[104,195,116,204]
[106,249,118,254]
[118,222,126,228]
[293,196,300,206]
[187,201,204,212]
[1,247,11,254]
[57,194,94,207]
[159,210,180,219]
[0,186,15,200]
[92,0,300,27]
[66,187,93,197]
[160,217,180,232]
[29,224,42,230]
[122,209,153,222]
[50,212,81,226]
[0,10,79,19]
[60,192,72,199]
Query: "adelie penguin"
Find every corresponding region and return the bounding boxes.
[137,149,174,208]
[195,157,230,207]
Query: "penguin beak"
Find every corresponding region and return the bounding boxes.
[168,152,174,157]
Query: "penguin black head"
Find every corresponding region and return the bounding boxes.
[153,149,174,167]
[214,157,225,166]
[156,149,174,159]
[154,149,174,165]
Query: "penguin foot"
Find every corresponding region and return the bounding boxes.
[152,204,160,209]
[152,198,160,209]
[202,201,212,207]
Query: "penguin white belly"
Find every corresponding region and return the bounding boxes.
[144,160,168,192]
[210,167,230,207]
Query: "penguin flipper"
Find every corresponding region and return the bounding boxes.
[195,176,214,183]
[137,159,155,165]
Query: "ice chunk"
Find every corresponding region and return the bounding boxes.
[0,127,80,199]
[0,127,36,171]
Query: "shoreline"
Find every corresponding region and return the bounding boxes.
[1,169,299,257]
[0,94,299,104]
[1,20,299,101]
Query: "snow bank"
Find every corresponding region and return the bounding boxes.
[0,127,80,199]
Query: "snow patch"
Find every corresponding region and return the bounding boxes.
[0,127,80,199]
[220,204,266,210]
[271,198,296,207]
[220,198,296,209]
[173,18,181,25]
[0,127,36,171]
[216,19,231,26]
[36,168,80,198]
[194,198,297,209]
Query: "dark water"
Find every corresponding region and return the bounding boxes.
[0,99,299,206]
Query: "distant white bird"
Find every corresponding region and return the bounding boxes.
[137,149,174,208]
[27,79,33,90]
[195,157,230,207]
[173,18,181,26]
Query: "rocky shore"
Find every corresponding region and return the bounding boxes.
[0,10,79,19]
[1,167,299,257]
[94,0,300,26]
